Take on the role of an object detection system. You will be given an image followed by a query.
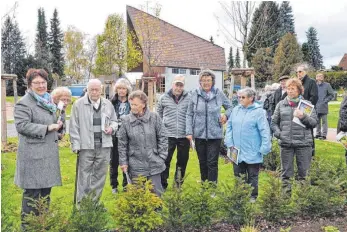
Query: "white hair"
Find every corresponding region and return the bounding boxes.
[87,79,102,88]
[51,86,72,98]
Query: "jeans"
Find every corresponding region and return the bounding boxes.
[233,162,261,198]
[161,137,190,189]
[195,139,221,183]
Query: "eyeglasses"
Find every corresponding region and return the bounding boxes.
[296,70,303,73]
[238,96,247,99]
[31,81,47,86]
[201,80,212,83]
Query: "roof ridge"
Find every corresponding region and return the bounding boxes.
[126,5,224,50]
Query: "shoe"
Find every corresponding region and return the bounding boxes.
[112,188,118,194]
[250,197,256,203]
[320,136,326,140]
[315,135,321,139]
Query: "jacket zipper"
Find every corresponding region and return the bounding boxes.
[205,99,208,140]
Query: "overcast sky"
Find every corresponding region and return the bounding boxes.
[1,0,347,68]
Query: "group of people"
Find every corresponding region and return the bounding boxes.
[14,65,347,228]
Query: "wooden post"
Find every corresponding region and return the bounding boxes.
[148,80,153,111]
[241,76,247,89]
[1,78,7,147]
[251,72,255,89]
[141,79,145,91]
[229,74,235,99]
[13,76,18,104]
[153,79,157,108]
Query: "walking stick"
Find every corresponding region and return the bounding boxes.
[73,153,80,206]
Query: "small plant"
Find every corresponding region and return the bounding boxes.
[23,196,69,232]
[181,181,217,229]
[69,192,109,232]
[280,227,292,232]
[263,139,281,171]
[113,176,163,232]
[218,176,253,226]
[322,225,340,232]
[240,225,259,232]
[258,172,294,222]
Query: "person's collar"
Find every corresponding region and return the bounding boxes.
[130,107,150,123]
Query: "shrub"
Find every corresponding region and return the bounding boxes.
[69,193,109,232]
[258,172,295,222]
[240,225,259,232]
[113,176,163,232]
[263,139,281,171]
[322,225,340,232]
[182,181,217,229]
[23,196,69,232]
[217,176,253,226]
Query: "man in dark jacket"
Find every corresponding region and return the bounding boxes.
[297,64,318,156]
[337,95,347,165]
[157,75,190,189]
[271,75,289,115]
[315,73,335,140]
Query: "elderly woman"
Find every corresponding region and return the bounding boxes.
[14,69,63,227]
[271,78,318,194]
[186,69,232,184]
[51,87,72,140]
[225,87,271,201]
[118,90,168,196]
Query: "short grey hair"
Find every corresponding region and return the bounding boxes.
[51,87,72,103]
[297,63,309,72]
[199,69,216,84]
[239,87,256,102]
[129,90,148,105]
[87,79,102,88]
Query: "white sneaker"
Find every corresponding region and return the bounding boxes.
[112,188,118,194]
[250,197,256,203]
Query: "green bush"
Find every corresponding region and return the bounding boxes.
[322,225,340,232]
[182,181,217,229]
[113,176,163,232]
[217,176,253,226]
[69,193,109,232]
[263,139,281,171]
[258,172,295,222]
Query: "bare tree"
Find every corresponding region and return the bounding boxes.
[215,1,271,68]
[85,35,97,79]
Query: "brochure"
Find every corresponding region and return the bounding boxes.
[101,113,110,133]
[292,99,314,128]
[56,101,64,122]
[336,131,347,150]
[227,146,239,165]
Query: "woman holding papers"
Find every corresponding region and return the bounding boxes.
[118,90,168,197]
[271,78,318,194]
[225,87,271,202]
[51,87,72,140]
[14,69,63,229]
[337,95,347,165]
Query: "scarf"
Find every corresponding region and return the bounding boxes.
[199,86,216,100]
[29,90,57,113]
[287,95,301,107]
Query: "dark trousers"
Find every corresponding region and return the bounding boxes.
[21,188,51,227]
[161,137,190,189]
[110,137,127,189]
[233,162,260,198]
[195,139,221,183]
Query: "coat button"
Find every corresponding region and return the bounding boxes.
[55,140,58,143]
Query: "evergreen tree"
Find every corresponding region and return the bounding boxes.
[227,47,234,72]
[1,16,27,95]
[35,8,49,69]
[301,42,310,62]
[210,36,214,44]
[247,1,281,64]
[251,47,274,87]
[273,33,302,79]
[48,8,64,77]
[306,27,323,70]
[278,1,295,37]
[235,48,241,68]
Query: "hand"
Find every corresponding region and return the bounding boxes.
[104,127,113,135]
[73,149,80,154]
[219,114,228,124]
[48,123,62,132]
[293,109,304,119]
[58,133,65,140]
[120,165,128,173]
[186,135,193,141]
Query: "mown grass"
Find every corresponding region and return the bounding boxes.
[1,137,346,231]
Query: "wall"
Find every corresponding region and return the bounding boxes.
[164,67,223,92]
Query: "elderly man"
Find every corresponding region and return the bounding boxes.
[157,75,190,189]
[296,64,318,106]
[69,79,118,202]
[315,73,334,140]
[270,75,289,115]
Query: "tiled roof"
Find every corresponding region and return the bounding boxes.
[126,5,226,71]
[338,53,347,71]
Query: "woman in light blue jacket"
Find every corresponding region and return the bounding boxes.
[225,87,271,201]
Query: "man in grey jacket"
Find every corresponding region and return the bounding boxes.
[157,75,190,189]
[315,73,334,140]
[69,79,118,202]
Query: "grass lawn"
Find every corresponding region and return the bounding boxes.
[1,138,346,231]
[328,103,341,129]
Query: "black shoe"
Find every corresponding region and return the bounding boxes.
[320,136,326,140]
[315,135,321,139]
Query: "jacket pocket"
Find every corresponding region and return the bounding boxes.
[26,137,45,144]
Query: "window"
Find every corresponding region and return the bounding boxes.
[171,68,186,74]
[190,69,200,75]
